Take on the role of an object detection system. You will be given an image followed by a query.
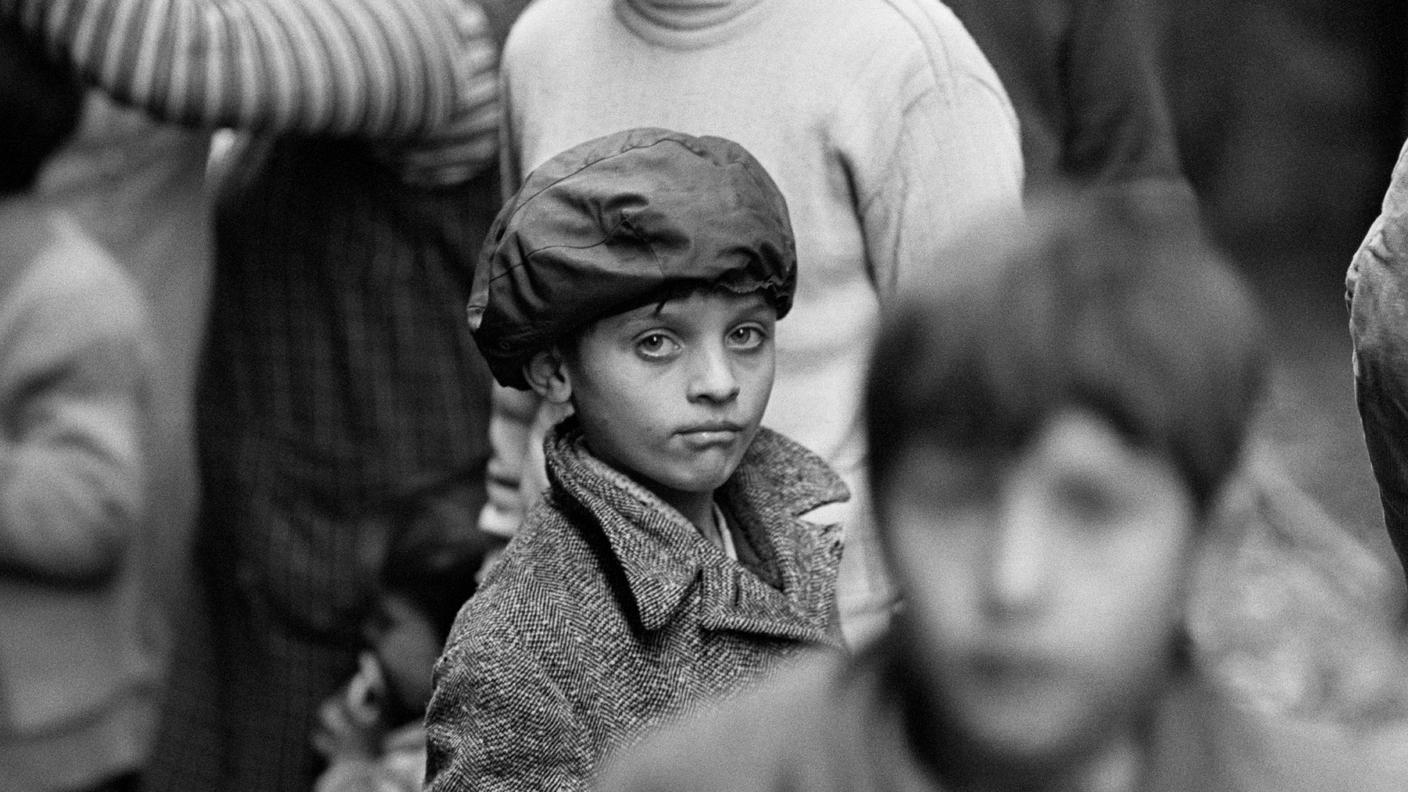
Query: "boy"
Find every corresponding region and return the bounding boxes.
[424,127,848,792]
[0,24,160,792]
[479,0,1025,647]
[596,190,1321,791]
[312,490,487,792]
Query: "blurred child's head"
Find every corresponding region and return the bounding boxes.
[365,483,487,724]
[468,128,796,511]
[865,189,1267,785]
[0,23,82,196]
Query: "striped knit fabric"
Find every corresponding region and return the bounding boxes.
[425,420,849,792]
[0,1,529,790]
[5,0,501,183]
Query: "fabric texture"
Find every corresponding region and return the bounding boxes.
[481,0,1025,646]
[0,207,162,792]
[151,124,499,791]
[425,417,848,792]
[5,0,500,182]
[1,1,532,790]
[1348,136,1408,581]
[470,126,798,388]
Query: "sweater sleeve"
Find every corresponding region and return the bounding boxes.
[3,0,499,146]
[425,619,590,792]
[846,0,1024,301]
[0,248,151,584]
[1348,137,1408,577]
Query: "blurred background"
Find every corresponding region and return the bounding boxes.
[1155,0,1404,563]
[1145,1,1408,724]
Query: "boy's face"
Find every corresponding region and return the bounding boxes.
[552,290,776,509]
[882,407,1198,777]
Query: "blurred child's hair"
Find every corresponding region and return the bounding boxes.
[865,188,1268,517]
[377,473,489,640]
[0,23,83,195]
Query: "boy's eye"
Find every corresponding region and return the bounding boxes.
[636,332,681,359]
[1050,474,1121,525]
[726,324,768,350]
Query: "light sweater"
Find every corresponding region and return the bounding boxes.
[483,0,1024,644]
[0,204,160,792]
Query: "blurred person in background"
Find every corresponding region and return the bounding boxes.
[600,190,1408,792]
[944,0,1193,204]
[0,24,161,792]
[480,0,1024,649]
[312,490,487,792]
[0,0,528,789]
[32,89,213,622]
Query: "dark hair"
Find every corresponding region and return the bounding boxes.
[0,23,83,195]
[865,188,1267,517]
[376,472,489,640]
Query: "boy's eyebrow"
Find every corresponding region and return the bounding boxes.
[612,293,775,329]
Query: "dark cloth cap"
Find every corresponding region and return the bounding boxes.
[467,127,798,389]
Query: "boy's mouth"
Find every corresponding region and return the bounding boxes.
[678,421,744,434]
[677,421,745,446]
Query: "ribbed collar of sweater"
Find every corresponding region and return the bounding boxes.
[614,0,769,48]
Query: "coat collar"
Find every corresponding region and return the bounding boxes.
[545,418,848,644]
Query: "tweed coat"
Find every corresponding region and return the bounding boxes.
[425,418,849,792]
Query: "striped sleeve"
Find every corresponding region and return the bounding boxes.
[4,0,500,143]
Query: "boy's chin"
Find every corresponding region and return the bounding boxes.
[654,469,738,497]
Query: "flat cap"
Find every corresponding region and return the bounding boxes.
[467,127,797,389]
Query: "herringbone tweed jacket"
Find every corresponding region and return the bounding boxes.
[425,418,849,792]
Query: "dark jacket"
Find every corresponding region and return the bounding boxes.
[944,0,1188,194]
[425,418,848,792]
[1348,137,1408,582]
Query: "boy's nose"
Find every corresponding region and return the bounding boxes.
[983,488,1048,615]
[687,345,741,403]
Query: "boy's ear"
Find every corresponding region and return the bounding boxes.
[524,348,573,404]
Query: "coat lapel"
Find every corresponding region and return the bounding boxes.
[545,421,847,644]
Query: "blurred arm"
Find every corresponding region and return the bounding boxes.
[3,0,498,141]
[852,4,1024,300]
[0,256,150,585]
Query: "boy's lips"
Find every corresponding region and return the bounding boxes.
[679,421,744,434]
[677,421,745,445]
[961,647,1066,690]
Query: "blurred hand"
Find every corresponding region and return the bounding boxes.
[312,651,387,760]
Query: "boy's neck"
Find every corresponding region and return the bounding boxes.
[635,478,721,546]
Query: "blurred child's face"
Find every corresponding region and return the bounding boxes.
[882,407,1198,778]
[365,593,443,718]
[556,290,775,511]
